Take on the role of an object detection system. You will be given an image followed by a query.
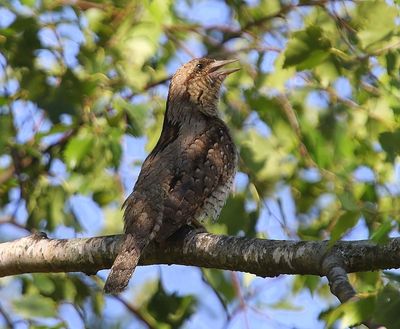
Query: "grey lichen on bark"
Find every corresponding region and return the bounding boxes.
[0,233,122,277]
[1,232,400,283]
[3,230,398,329]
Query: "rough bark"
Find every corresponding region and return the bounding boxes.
[0,231,399,279]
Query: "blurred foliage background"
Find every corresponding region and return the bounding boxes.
[0,0,400,328]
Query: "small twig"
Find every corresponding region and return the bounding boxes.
[143,76,172,91]
[231,272,250,329]
[58,0,108,10]
[322,255,356,303]
[0,127,77,189]
[61,301,85,323]
[200,269,231,321]
[113,295,156,329]
[276,93,320,169]
[0,303,13,329]
[165,31,198,59]
[262,198,286,233]
[0,215,31,234]
[322,254,386,329]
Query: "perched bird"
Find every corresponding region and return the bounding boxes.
[104,58,239,294]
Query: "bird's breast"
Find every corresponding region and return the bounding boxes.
[194,122,238,222]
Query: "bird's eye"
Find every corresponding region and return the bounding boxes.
[196,63,204,70]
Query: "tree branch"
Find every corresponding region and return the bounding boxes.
[322,254,386,329]
[1,232,400,281]
[322,254,356,303]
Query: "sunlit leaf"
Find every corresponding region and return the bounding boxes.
[283,25,331,70]
[0,114,13,154]
[330,211,360,243]
[322,295,375,328]
[370,219,392,243]
[373,284,400,329]
[64,133,94,169]
[13,295,57,319]
[355,1,397,49]
[379,130,400,162]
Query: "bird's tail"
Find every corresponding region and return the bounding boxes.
[104,234,147,294]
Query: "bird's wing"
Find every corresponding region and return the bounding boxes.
[157,123,233,241]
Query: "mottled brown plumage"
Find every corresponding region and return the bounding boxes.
[104,58,239,294]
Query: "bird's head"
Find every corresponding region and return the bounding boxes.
[167,58,239,119]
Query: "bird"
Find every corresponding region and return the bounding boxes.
[104,58,239,294]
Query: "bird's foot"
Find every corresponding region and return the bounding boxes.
[168,223,207,242]
[190,218,207,231]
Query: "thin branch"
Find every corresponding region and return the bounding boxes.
[143,76,172,91]
[113,295,156,329]
[0,128,77,186]
[322,254,356,303]
[231,272,250,329]
[322,255,386,329]
[58,0,109,11]
[275,93,322,170]
[200,268,230,321]
[0,215,31,233]
[0,304,13,329]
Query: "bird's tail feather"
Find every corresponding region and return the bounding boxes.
[104,234,147,294]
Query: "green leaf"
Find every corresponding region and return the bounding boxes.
[265,53,296,91]
[269,300,303,311]
[47,186,66,230]
[0,114,13,154]
[293,275,321,295]
[370,219,393,243]
[146,281,197,328]
[21,0,36,6]
[112,96,148,136]
[322,295,375,328]
[218,194,254,236]
[93,190,117,206]
[32,275,56,295]
[386,51,398,77]
[13,294,57,319]
[64,133,94,169]
[240,129,297,194]
[338,191,359,212]
[126,104,148,137]
[3,16,40,68]
[38,70,97,123]
[355,1,397,49]
[379,130,400,162]
[373,284,400,329]
[29,325,65,329]
[86,8,107,33]
[105,127,123,168]
[301,123,331,168]
[330,211,360,243]
[283,25,331,70]
[352,272,382,293]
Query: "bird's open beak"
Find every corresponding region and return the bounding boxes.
[208,59,240,78]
